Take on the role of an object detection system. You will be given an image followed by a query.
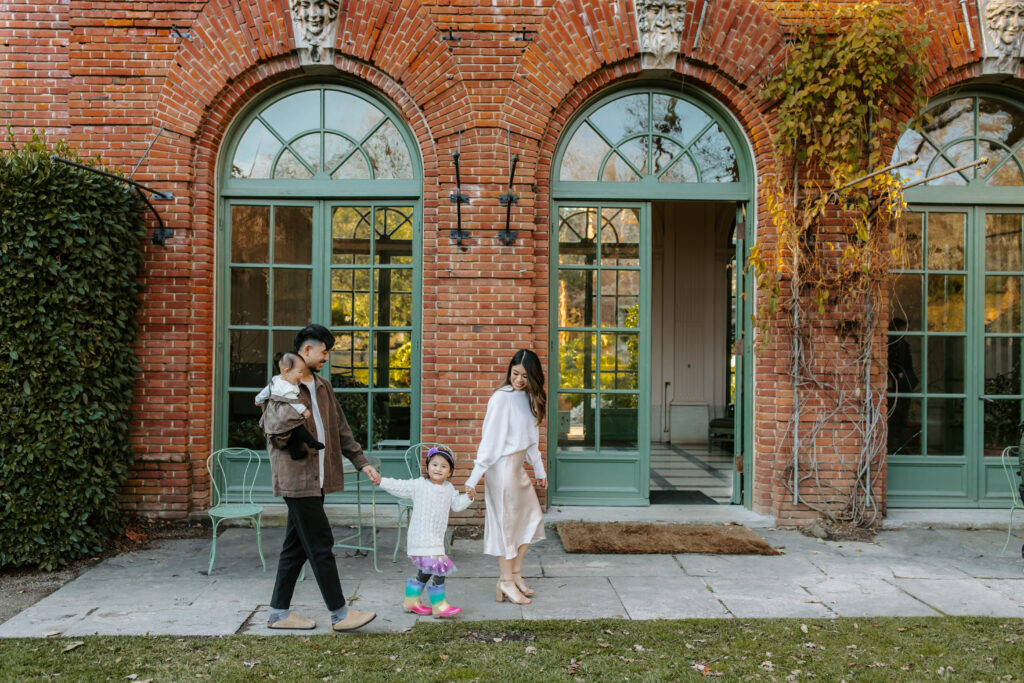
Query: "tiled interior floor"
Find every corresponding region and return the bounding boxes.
[649,442,734,503]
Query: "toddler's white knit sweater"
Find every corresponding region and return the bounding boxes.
[379,477,472,556]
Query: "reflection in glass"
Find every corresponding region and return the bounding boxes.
[331,269,371,327]
[927,213,965,270]
[374,331,411,388]
[272,329,297,360]
[274,149,314,179]
[616,138,648,175]
[988,154,1024,186]
[291,133,321,172]
[600,270,639,328]
[558,207,597,265]
[230,329,267,387]
[986,213,1023,271]
[228,392,266,449]
[557,393,595,447]
[261,91,320,142]
[335,390,368,447]
[375,206,414,265]
[923,98,974,148]
[925,155,968,186]
[373,392,411,444]
[894,212,923,269]
[560,124,610,182]
[887,332,921,395]
[273,206,313,265]
[558,270,596,327]
[926,335,964,394]
[332,152,371,179]
[927,398,964,455]
[589,94,648,145]
[600,208,640,266]
[887,397,921,455]
[659,155,698,183]
[651,136,682,174]
[231,205,270,263]
[381,268,413,327]
[230,268,268,325]
[985,399,1022,455]
[324,133,354,173]
[365,120,413,179]
[331,331,370,387]
[652,94,711,143]
[891,274,923,331]
[985,337,1022,392]
[600,394,638,448]
[927,275,965,332]
[332,206,372,265]
[985,275,1022,333]
[689,124,739,182]
[231,120,277,179]
[600,333,638,391]
[325,90,384,140]
[601,153,641,182]
[272,268,312,326]
[558,332,597,390]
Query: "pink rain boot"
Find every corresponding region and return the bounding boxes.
[403,578,432,615]
[426,583,461,618]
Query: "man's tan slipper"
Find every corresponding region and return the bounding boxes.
[331,608,376,632]
[267,612,315,629]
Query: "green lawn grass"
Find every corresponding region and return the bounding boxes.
[1,617,1021,681]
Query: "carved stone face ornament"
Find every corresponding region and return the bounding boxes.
[981,0,1024,74]
[636,0,687,70]
[290,0,341,64]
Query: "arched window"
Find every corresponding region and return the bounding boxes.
[218,83,421,486]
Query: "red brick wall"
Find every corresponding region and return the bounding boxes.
[0,0,1001,524]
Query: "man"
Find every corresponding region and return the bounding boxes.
[263,323,381,632]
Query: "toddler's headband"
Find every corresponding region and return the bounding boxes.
[425,446,455,471]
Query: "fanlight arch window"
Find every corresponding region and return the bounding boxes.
[229,86,415,181]
[893,94,1024,188]
[558,91,740,184]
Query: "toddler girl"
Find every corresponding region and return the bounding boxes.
[377,446,473,618]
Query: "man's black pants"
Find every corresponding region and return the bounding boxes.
[270,495,345,612]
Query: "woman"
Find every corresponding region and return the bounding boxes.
[464,349,547,605]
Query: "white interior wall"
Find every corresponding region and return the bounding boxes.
[650,201,734,442]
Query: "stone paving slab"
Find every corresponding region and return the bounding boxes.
[703,577,835,619]
[801,577,941,617]
[890,578,1024,617]
[611,576,730,619]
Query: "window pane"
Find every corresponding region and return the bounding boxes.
[324,133,354,174]
[651,136,682,174]
[887,332,921,394]
[927,213,965,270]
[325,90,384,140]
[984,399,1022,455]
[272,269,312,327]
[230,329,267,387]
[274,149,314,179]
[558,207,597,265]
[589,94,648,144]
[374,331,411,388]
[689,124,739,182]
[228,392,266,449]
[331,268,371,327]
[231,120,277,179]
[927,336,964,394]
[895,211,923,269]
[927,275,965,332]
[230,268,268,325]
[600,393,638,448]
[375,206,414,264]
[332,206,372,265]
[373,392,411,445]
[986,213,1023,271]
[274,206,313,265]
[335,391,369,448]
[985,337,1022,393]
[331,331,370,387]
[560,124,610,182]
[557,393,595,448]
[888,396,921,455]
[923,98,973,148]
[231,205,270,263]
[989,156,1024,186]
[272,329,298,359]
[332,152,371,179]
[891,274,923,331]
[601,270,639,328]
[652,94,711,144]
[600,333,638,391]
[617,137,648,175]
[365,120,413,179]
[291,133,321,173]
[261,90,320,142]
[558,270,596,327]
[659,154,698,183]
[985,275,1022,333]
[380,268,413,327]
[601,152,641,182]
[927,398,964,455]
[600,207,640,266]
[558,331,597,389]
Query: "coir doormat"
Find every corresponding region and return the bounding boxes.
[555,522,781,555]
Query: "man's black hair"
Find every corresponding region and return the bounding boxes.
[293,324,335,353]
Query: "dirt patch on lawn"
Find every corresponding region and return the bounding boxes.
[0,515,209,626]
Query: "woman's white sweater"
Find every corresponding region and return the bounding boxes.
[465,386,546,489]
[379,477,472,556]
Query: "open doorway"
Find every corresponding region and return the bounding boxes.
[650,201,737,504]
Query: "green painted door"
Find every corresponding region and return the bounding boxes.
[549,203,650,505]
[888,207,1024,506]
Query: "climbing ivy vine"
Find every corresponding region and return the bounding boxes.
[749,2,932,531]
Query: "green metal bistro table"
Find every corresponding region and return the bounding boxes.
[333,455,382,573]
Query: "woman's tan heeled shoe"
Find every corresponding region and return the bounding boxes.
[495,580,531,605]
[511,572,534,597]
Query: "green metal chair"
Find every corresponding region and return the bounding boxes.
[206,447,265,575]
[392,442,454,562]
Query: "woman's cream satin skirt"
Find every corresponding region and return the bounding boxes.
[482,449,545,558]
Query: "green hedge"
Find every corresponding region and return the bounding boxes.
[0,136,145,569]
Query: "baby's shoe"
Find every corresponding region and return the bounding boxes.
[426,583,461,618]
[404,578,431,615]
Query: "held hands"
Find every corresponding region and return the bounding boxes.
[535,477,548,490]
[302,409,312,419]
[464,485,477,501]
[361,464,381,485]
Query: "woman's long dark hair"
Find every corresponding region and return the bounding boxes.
[502,349,546,425]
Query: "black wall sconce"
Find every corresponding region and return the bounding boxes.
[449,130,469,246]
[497,128,518,245]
